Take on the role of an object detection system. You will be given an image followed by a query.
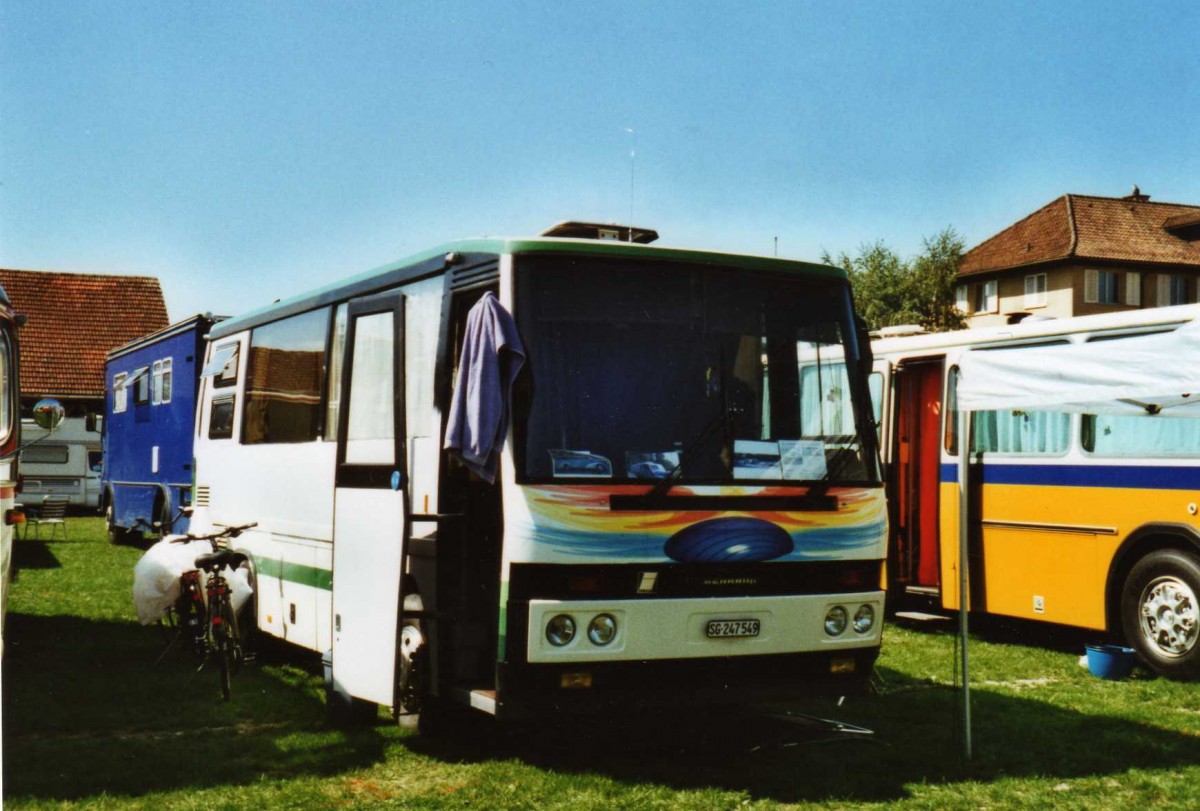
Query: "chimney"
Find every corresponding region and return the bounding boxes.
[1123,185,1150,203]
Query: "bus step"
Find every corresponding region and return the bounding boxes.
[894,610,951,623]
[450,686,498,715]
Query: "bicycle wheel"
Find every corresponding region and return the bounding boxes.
[214,597,234,701]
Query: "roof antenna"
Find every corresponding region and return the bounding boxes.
[624,127,636,240]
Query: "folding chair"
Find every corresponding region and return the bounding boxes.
[29,495,69,540]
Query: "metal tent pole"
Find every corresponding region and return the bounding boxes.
[957,405,973,761]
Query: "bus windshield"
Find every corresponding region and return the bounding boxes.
[515,255,876,485]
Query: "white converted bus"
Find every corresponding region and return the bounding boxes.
[189,223,887,724]
[873,304,1200,678]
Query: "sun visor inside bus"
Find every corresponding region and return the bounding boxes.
[200,343,239,379]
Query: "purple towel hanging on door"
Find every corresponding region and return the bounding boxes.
[444,292,526,484]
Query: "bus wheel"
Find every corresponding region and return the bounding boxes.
[395,592,426,730]
[106,504,137,546]
[1121,549,1200,680]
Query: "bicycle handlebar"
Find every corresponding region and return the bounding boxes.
[171,522,258,546]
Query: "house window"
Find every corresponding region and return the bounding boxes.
[1084,269,1118,305]
[973,280,998,314]
[113,373,128,414]
[1024,273,1047,308]
[1158,274,1190,307]
[152,358,173,405]
[1126,272,1142,306]
[955,285,969,313]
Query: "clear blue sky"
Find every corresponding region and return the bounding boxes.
[2,1,1197,320]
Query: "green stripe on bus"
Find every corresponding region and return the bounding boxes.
[255,556,333,591]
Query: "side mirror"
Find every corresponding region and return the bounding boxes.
[85,413,98,433]
[32,399,65,432]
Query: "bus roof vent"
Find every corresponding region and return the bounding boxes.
[872,325,928,339]
[540,221,659,244]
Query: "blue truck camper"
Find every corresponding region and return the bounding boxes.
[102,314,224,543]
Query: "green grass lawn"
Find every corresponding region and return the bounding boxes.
[3,517,1198,809]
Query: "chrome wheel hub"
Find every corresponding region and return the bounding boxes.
[399,624,424,665]
[1139,575,1198,658]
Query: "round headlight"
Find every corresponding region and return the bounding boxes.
[824,605,848,636]
[853,604,875,634]
[546,614,576,647]
[587,614,617,646]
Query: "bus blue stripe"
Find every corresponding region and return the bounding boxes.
[939,462,1200,490]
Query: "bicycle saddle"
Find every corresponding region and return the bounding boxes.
[194,549,247,571]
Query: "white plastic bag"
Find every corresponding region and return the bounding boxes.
[132,537,255,625]
[132,537,207,625]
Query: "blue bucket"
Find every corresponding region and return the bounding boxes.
[1085,643,1136,680]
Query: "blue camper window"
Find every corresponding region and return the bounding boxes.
[113,372,128,413]
[152,358,173,405]
[133,367,150,405]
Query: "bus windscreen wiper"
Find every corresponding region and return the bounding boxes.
[644,405,743,500]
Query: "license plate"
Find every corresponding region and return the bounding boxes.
[706,619,760,638]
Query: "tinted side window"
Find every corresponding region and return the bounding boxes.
[209,396,235,440]
[243,309,329,444]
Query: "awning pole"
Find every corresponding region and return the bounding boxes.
[957,406,973,761]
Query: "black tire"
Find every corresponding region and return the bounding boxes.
[217,634,232,701]
[105,504,138,546]
[156,497,173,538]
[214,596,237,700]
[1121,548,1200,680]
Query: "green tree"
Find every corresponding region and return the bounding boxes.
[823,227,966,333]
[911,227,967,332]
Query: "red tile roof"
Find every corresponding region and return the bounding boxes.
[960,194,1200,276]
[0,270,169,399]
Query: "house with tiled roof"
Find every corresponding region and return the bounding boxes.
[0,269,169,415]
[956,189,1200,326]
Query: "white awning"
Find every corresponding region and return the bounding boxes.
[956,318,1200,417]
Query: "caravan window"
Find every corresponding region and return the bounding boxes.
[23,445,69,464]
[243,308,329,445]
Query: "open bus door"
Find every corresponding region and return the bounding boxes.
[889,358,944,597]
[330,292,408,707]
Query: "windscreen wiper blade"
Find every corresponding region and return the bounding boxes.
[643,405,742,500]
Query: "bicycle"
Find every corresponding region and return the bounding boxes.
[167,522,257,700]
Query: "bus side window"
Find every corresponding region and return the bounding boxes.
[209,396,236,440]
[944,366,959,455]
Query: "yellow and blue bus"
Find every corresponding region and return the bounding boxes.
[873,304,1200,679]
[188,222,887,727]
